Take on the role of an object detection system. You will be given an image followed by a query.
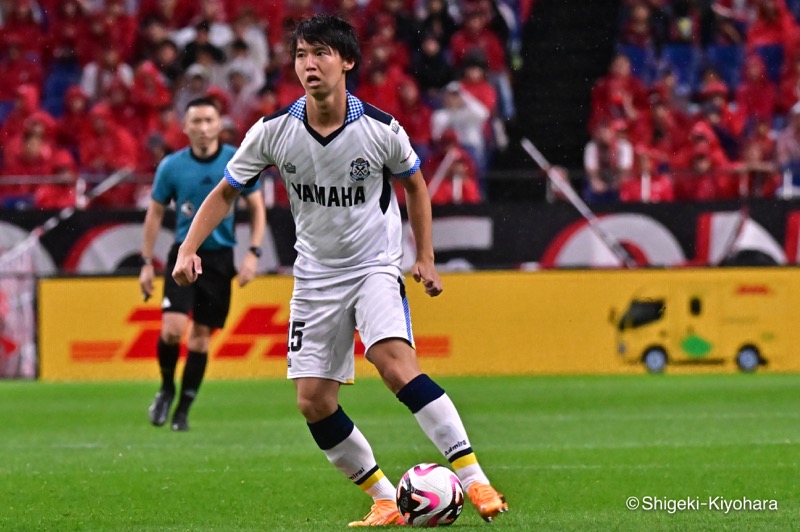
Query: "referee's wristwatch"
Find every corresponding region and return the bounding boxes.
[248,246,262,258]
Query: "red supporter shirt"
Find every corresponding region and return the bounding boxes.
[450,28,507,72]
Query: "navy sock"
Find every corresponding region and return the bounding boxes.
[307,405,355,449]
[176,350,207,413]
[157,339,179,394]
[395,374,445,414]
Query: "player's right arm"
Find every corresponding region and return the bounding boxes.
[177,118,272,286]
[173,179,241,286]
[400,170,442,297]
[139,199,167,301]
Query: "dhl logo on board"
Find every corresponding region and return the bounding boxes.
[68,305,451,363]
[39,275,452,381]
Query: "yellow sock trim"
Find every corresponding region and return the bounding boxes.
[358,469,385,491]
[451,453,478,470]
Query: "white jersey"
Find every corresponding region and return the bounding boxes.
[225,93,421,288]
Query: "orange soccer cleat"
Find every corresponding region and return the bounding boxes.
[347,499,405,527]
[467,482,508,522]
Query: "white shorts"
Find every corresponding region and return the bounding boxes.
[287,271,415,383]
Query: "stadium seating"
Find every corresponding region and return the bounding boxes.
[617,43,656,85]
[0,102,13,125]
[787,0,800,23]
[660,44,700,93]
[753,44,784,84]
[704,44,744,91]
[41,62,82,118]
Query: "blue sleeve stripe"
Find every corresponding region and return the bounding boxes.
[224,168,245,190]
[393,157,421,179]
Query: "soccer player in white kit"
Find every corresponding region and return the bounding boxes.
[173,14,508,527]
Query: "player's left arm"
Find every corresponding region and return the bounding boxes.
[236,189,267,287]
[399,170,442,297]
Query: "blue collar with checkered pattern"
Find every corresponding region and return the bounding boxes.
[287,92,364,125]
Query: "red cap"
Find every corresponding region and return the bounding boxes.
[700,80,728,99]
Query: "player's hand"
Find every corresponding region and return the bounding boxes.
[172,249,202,286]
[139,264,155,302]
[236,253,258,287]
[412,261,443,297]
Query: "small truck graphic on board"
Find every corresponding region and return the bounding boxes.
[611,282,780,373]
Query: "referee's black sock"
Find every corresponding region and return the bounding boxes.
[157,338,179,394]
[176,350,208,414]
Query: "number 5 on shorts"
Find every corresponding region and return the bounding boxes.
[289,320,305,352]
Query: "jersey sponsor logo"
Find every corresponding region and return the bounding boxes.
[282,162,296,174]
[349,157,370,181]
[290,183,366,207]
[180,201,195,218]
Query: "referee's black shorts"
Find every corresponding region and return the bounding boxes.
[162,243,236,329]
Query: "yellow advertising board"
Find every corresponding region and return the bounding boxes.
[38,269,800,381]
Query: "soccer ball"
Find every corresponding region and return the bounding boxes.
[396,463,464,527]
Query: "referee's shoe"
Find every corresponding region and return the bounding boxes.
[148,390,174,427]
[171,410,190,431]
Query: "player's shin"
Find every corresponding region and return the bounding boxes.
[175,350,207,413]
[157,338,179,393]
[396,374,490,488]
[307,405,396,500]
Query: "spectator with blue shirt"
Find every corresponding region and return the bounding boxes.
[138,97,265,431]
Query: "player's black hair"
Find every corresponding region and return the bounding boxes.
[290,14,361,70]
[185,97,220,114]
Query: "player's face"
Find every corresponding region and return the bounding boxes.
[183,104,222,149]
[294,38,354,97]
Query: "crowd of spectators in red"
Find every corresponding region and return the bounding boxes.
[0,0,524,210]
[585,0,800,203]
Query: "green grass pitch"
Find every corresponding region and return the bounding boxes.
[1,374,799,531]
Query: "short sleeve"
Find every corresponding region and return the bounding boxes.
[385,119,421,179]
[225,121,273,190]
[240,175,262,196]
[151,156,173,204]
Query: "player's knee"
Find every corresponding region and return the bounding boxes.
[296,394,337,423]
[374,351,421,391]
[161,313,188,343]
[379,365,419,393]
[186,337,210,352]
[369,341,420,391]
[186,327,212,352]
[160,330,183,345]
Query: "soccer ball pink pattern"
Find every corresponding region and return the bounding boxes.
[396,463,464,527]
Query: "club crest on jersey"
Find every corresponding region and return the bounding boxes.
[390,119,400,134]
[349,157,370,182]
